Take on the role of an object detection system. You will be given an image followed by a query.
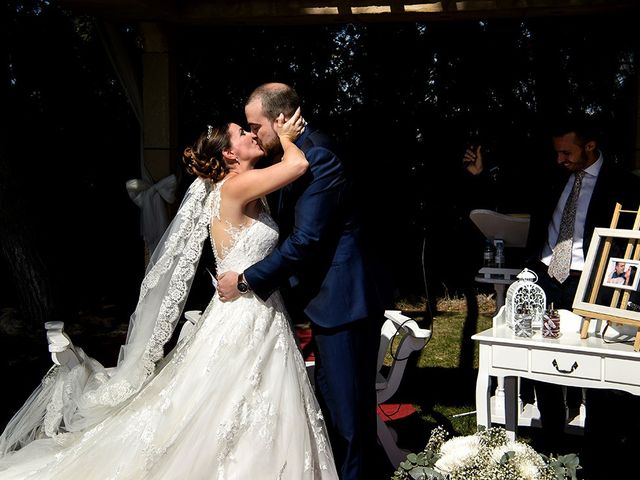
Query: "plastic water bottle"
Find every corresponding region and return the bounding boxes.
[494,239,505,268]
[483,239,495,267]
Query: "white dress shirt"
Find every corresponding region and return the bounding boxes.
[540,153,603,271]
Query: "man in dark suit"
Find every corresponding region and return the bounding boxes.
[532,120,640,477]
[217,83,387,479]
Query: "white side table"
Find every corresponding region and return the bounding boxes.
[472,309,640,439]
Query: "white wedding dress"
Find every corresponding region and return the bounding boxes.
[0,179,337,479]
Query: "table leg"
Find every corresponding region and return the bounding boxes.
[495,376,505,414]
[503,376,518,440]
[476,344,491,430]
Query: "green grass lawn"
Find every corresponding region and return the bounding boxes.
[412,310,493,435]
[382,306,493,454]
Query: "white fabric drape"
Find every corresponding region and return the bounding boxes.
[126,175,178,253]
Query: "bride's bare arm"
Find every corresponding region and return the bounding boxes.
[225,108,308,205]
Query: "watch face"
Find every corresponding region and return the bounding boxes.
[238,281,249,293]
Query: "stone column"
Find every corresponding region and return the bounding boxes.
[140,22,176,183]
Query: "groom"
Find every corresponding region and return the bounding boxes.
[217,82,387,479]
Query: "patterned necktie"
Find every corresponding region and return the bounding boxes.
[547,170,586,284]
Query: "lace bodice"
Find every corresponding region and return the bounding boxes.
[209,179,279,273]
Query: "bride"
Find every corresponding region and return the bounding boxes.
[0,108,338,479]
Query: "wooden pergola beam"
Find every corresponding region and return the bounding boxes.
[58,1,640,25]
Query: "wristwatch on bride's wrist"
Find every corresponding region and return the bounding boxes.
[237,273,251,294]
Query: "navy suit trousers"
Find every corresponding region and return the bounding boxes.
[312,315,383,480]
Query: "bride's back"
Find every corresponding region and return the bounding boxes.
[209,179,279,273]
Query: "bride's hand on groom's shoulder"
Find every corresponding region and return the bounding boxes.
[274,107,306,143]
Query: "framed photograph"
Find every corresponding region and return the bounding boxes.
[602,257,640,291]
[573,228,640,323]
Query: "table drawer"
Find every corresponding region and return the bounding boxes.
[604,357,640,386]
[531,350,600,380]
[492,345,528,371]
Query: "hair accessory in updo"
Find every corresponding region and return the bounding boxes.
[182,122,231,183]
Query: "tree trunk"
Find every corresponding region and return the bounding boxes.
[0,226,55,327]
[0,4,55,328]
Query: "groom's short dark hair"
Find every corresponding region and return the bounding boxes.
[549,114,600,147]
[246,83,300,121]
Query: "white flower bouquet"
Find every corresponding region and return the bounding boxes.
[392,427,580,480]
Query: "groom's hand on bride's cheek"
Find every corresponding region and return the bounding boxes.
[217,272,241,302]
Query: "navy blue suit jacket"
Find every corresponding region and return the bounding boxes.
[244,126,386,328]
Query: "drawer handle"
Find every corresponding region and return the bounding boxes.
[552,359,578,374]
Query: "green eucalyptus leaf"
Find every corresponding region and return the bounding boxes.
[408,466,445,480]
[400,460,413,471]
[556,453,580,480]
[407,466,427,480]
[558,454,580,469]
[425,450,441,465]
[500,450,516,464]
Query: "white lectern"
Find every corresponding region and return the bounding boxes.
[470,209,531,309]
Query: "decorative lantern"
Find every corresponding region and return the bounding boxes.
[505,268,546,329]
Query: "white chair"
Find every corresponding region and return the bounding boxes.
[178,310,203,344]
[44,321,81,368]
[376,310,432,468]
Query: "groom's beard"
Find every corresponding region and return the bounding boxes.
[256,144,284,169]
[254,155,272,170]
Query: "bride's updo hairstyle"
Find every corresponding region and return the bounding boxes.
[182,123,231,182]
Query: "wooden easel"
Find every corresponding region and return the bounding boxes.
[575,203,640,351]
